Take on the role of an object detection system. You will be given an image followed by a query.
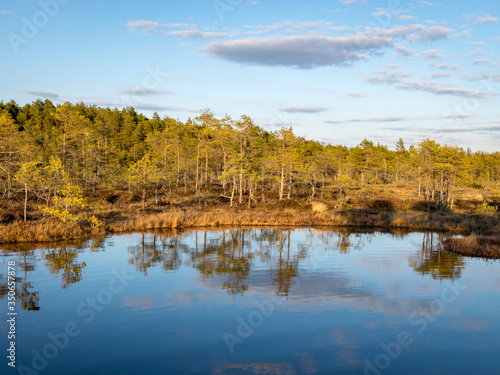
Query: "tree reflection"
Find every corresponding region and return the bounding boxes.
[1,228,470,310]
[18,251,40,310]
[409,232,465,280]
[128,233,162,275]
[0,251,41,310]
[159,232,185,272]
[44,247,87,288]
[271,230,298,296]
[219,229,250,295]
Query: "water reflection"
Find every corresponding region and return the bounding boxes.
[18,251,40,311]
[44,247,87,289]
[409,232,465,280]
[0,251,40,310]
[1,229,498,375]
[0,229,478,312]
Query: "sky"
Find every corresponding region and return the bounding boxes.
[1,0,499,151]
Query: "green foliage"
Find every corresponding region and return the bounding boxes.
[128,154,162,187]
[1,99,500,214]
[40,157,86,222]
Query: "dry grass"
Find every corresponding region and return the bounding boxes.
[312,201,328,213]
[1,183,499,244]
[0,219,93,243]
[2,204,499,244]
[106,206,500,235]
[444,236,500,258]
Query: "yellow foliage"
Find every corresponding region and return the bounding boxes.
[41,207,78,223]
[88,215,103,232]
[475,202,498,214]
[40,157,87,222]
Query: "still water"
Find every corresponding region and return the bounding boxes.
[1,228,499,375]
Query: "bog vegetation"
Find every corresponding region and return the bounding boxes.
[0,99,499,242]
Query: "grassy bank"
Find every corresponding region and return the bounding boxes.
[1,204,499,244]
[1,184,499,244]
[444,236,500,259]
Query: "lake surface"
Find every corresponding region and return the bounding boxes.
[1,228,499,375]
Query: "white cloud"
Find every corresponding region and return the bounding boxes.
[394,80,492,98]
[436,63,459,70]
[466,49,485,55]
[364,70,414,84]
[420,49,443,59]
[170,30,227,39]
[348,116,413,122]
[464,41,487,46]
[25,91,60,99]
[126,20,162,33]
[280,106,329,113]
[126,20,226,39]
[364,71,491,99]
[475,15,499,25]
[411,25,451,42]
[370,24,452,42]
[243,20,345,36]
[372,8,391,18]
[453,30,472,38]
[430,72,452,79]
[395,44,414,57]
[398,15,417,21]
[462,73,500,82]
[204,35,394,68]
[119,88,173,96]
[473,58,493,65]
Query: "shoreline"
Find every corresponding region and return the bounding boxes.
[444,237,500,259]
[2,206,499,245]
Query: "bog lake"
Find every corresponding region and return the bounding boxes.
[2,228,499,375]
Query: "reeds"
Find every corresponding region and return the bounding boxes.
[1,196,499,244]
[444,236,500,258]
[0,219,91,243]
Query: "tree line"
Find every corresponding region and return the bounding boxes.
[1,99,499,214]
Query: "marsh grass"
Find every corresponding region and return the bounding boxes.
[444,236,500,259]
[1,185,499,244]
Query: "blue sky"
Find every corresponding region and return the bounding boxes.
[1,0,499,151]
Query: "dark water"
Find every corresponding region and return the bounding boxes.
[1,229,499,375]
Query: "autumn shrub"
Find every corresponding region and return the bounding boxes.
[475,202,498,214]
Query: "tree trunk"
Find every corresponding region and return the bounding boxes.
[176,135,180,187]
[239,136,244,204]
[230,176,236,207]
[418,166,421,196]
[62,120,67,167]
[248,180,252,209]
[195,138,200,191]
[24,183,28,222]
[439,169,444,207]
[287,160,292,200]
[261,164,265,202]
[223,151,227,195]
[205,146,209,187]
